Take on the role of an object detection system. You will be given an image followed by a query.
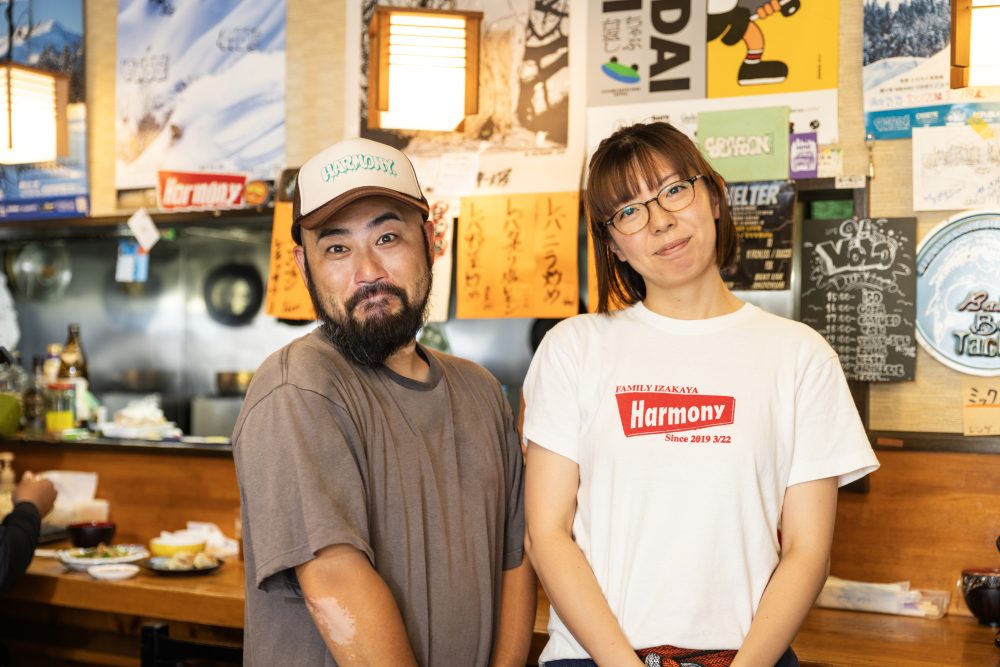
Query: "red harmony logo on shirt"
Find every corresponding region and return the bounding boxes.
[614,388,735,437]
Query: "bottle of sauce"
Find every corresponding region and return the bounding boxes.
[58,324,90,425]
[0,452,14,496]
[42,344,63,384]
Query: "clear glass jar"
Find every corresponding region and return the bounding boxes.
[45,382,76,434]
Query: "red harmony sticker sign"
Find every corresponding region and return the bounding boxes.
[157,171,247,211]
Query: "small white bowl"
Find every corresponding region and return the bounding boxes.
[87,563,140,581]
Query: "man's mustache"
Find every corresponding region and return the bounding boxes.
[346,282,408,314]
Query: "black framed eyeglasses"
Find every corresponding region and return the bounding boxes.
[604,175,705,235]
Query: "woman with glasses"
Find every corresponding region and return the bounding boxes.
[521,122,878,667]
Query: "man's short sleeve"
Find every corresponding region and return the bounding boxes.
[235,384,371,593]
[789,354,880,488]
[522,320,583,462]
[500,399,525,570]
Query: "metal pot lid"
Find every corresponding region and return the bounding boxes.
[9,242,72,301]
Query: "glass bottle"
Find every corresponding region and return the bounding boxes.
[58,324,89,425]
[58,324,88,380]
[42,343,63,384]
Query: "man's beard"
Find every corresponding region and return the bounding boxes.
[303,258,432,368]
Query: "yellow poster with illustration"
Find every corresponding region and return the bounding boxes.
[707,0,838,99]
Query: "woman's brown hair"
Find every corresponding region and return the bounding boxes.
[586,122,738,313]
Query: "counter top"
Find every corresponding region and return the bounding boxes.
[8,550,244,629]
[791,608,999,666]
[532,595,998,667]
[2,432,232,455]
[11,554,999,666]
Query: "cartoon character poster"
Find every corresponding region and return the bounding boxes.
[0,0,88,220]
[588,1,837,105]
[706,0,836,98]
[115,0,287,190]
[863,0,1000,140]
[353,0,586,196]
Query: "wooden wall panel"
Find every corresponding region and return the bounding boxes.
[84,0,119,217]
[285,0,349,166]
[831,450,1000,616]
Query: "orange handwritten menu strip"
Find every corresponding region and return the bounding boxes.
[456,192,579,319]
[265,201,316,321]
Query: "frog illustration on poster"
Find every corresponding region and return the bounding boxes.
[708,0,801,85]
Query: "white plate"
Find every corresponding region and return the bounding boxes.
[58,544,149,571]
[98,422,180,440]
[87,563,140,581]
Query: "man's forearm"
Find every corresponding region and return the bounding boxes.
[296,545,418,666]
[490,557,536,667]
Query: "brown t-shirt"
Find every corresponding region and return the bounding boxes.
[233,330,524,666]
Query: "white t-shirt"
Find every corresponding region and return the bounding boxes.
[523,302,879,663]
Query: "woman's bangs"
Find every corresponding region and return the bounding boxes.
[589,144,672,224]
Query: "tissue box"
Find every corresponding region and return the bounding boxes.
[39,471,109,525]
[817,576,949,619]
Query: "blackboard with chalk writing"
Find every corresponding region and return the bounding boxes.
[800,217,917,382]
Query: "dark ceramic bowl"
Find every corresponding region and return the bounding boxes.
[67,521,117,548]
[961,568,1000,627]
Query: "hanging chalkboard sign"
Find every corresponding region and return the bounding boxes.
[800,217,917,382]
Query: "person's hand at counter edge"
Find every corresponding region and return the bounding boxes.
[13,472,56,517]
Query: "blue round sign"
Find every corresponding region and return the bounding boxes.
[915,210,1000,376]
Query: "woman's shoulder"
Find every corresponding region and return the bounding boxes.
[744,305,837,358]
[536,310,628,347]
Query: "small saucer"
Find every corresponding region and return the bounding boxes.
[87,563,140,581]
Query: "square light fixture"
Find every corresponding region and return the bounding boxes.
[951,0,1000,88]
[0,61,69,165]
[367,6,482,132]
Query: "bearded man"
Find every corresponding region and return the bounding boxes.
[233,138,534,667]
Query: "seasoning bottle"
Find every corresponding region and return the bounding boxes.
[0,452,14,495]
[42,344,62,383]
[58,324,89,425]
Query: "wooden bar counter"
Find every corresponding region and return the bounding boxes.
[2,437,997,665]
[5,556,999,666]
[9,550,244,629]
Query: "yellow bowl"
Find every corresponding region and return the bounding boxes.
[149,538,207,557]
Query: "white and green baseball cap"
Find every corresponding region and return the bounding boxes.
[292,137,429,243]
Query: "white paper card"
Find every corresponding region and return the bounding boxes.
[127,207,161,251]
[437,152,481,195]
[913,125,1000,211]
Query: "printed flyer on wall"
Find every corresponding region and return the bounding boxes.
[863,0,1000,140]
[0,0,88,220]
[585,1,838,143]
[697,107,790,182]
[115,0,287,190]
[357,0,586,196]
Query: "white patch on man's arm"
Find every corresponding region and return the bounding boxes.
[304,595,358,647]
